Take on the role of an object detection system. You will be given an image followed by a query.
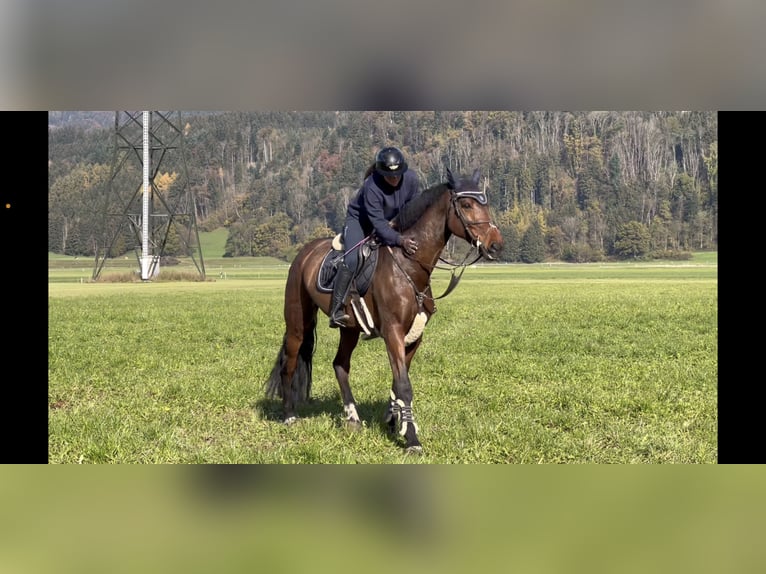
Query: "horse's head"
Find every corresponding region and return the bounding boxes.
[446,168,504,260]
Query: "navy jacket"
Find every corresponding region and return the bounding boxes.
[346,170,419,246]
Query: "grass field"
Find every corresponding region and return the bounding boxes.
[48,249,717,463]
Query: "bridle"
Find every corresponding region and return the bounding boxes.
[390,187,498,306]
[450,189,496,256]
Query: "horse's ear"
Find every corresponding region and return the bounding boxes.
[472,168,481,186]
[446,167,456,189]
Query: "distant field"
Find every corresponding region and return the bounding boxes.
[48,237,718,283]
[198,227,228,258]
[48,252,717,463]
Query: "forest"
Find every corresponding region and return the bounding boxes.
[47,111,718,263]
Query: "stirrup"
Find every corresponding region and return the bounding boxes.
[329,312,350,328]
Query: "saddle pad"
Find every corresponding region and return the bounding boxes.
[317,249,343,293]
[316,244,379,295]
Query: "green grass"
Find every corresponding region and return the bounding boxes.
[48,255,717,463]
[199,227,228,258]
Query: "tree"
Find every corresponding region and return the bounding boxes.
[49,111,718,260]
[497,221,520,262]
[520,221,545,263]
[614,221,650,259]
[48,162,110,255]
[161,222,184,256]
[253,213,292,258]
[546,225,566,260]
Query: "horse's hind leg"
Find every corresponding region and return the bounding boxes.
[265,331,300,424]
[333,328,361,428]
[266,272,317,424]
[280,297,317,423]
[279,332,303,424]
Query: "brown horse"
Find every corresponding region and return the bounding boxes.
[265,167,504,453]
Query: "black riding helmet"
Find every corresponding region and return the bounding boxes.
[375,147,408,177]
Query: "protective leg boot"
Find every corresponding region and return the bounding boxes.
[329,263,353,328]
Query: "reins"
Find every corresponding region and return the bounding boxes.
[388,245,476,307]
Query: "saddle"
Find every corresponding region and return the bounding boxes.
[317,234,430,343]
[317,234,380,297]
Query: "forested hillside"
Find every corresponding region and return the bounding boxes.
[48,111,717,262]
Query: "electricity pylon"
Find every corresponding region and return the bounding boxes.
[92,111,206,281]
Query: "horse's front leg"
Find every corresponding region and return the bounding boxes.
[384,335,423,453]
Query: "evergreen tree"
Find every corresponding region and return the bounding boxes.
[614,221,651,259]
[497,221,520,262]
[520,221,545,263]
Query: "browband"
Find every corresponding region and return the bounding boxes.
[454,190,488,205]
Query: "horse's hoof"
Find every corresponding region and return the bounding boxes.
[283,416,299,425]
[405,445,423,455]
[344,419,363,431]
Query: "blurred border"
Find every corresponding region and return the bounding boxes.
[4,1,766,109]
[1,465,764,573]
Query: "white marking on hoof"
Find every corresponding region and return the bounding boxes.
[405,445,423,455]
[283,416,298,425]
[343,403,360,424]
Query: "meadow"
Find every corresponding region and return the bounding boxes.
[48,249,717,463]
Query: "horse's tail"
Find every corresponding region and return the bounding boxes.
[265,323,316,404]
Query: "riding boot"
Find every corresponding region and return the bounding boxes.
[329,263,354,328]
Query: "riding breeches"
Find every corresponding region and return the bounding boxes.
[341,218,366,272]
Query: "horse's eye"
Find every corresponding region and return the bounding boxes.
[460,200,473,209]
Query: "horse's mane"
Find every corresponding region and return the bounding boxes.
[393,182,450,232]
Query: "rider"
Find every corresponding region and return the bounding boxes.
[329,146,421,328]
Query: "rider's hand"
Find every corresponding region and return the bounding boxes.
[401,237,419,256]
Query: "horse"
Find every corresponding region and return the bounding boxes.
[265,167,504,453]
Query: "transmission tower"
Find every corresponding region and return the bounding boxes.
[92,111,206,281]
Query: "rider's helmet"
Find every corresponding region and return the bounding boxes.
[375,147,408,177]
